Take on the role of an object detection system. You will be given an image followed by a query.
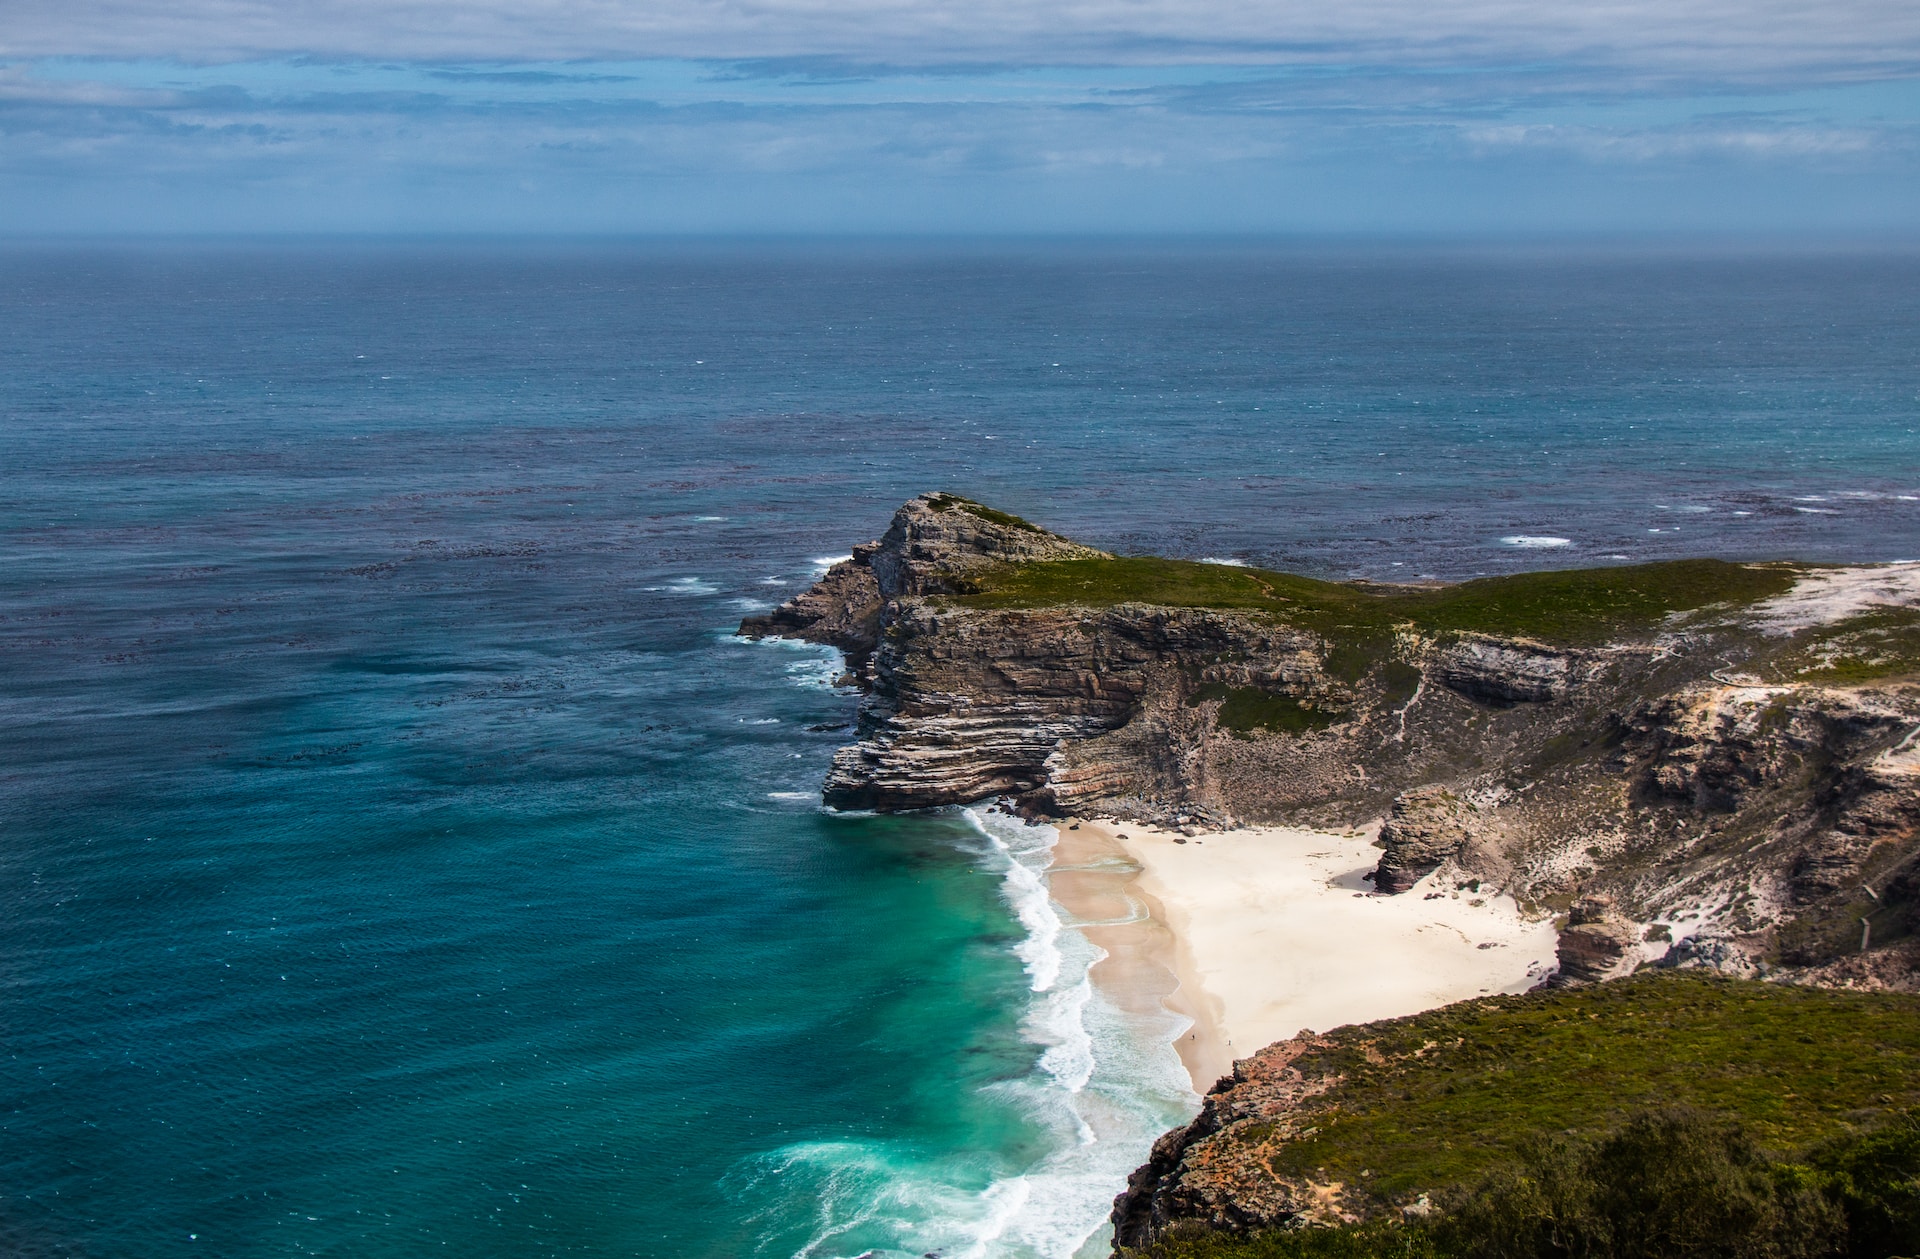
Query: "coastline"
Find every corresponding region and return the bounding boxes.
[1042,822,1225,1098]
[1060,818,1559,1091]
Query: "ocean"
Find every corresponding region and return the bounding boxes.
[3,239,1918,1259]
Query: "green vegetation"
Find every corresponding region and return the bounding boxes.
[1128,973,1920,1259]
[1132,1111,1920,1258]
[1258,972,1920,1199]
[924,492,1046,534]
[948,556,1798,647]
[1761,607,1920,684]
[1188,681,1348,735]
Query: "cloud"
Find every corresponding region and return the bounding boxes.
[1462,121,1896,161]
[2,0,1918,85]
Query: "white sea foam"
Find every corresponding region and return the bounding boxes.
[1500,535,1572,548]
[812,554,853,575]
[1035,978,1097,1095]
[657,576,720,596]
[1198,556,1249,567]
[739,804,1195,1259]
[732,633,849,689]
[767,791,817,801]
[693,515,727,522]
[974,813,1064,995]
[730,597,775,612]
[785,655,846,689]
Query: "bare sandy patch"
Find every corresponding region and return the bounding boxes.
[1073,819,1559,1091]
[1746,562,1920,635]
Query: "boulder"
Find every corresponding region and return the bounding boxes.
[1373,786,1475,894]
[1550,895,1642,986]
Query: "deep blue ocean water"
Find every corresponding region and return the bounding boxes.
[4,240,1919,1259]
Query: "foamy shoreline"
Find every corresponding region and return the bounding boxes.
[1054,818,1559,1091]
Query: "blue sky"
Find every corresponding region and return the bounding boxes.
[2,0,1918,234]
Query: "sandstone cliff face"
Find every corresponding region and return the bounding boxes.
[821,602,1316,811]
[1435,634,1603,705]
[746,496,1920,995]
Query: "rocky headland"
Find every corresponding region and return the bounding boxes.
[741,493,1920,1250]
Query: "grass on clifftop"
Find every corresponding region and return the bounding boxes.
[1136,1110,1920,1259]
[1131,973,1920,1259]
[924,492,1047,534]
[1187,680,1348,734]
[947,556,1796,645]
[1256,972,1920,1203]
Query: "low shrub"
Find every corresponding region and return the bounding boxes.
[1127,1111,1920,1259]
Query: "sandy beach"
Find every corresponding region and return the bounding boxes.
[1052,818,1559,1090]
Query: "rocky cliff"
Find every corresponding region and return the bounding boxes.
[745,495,1920,988]
[743,494,1920,1243]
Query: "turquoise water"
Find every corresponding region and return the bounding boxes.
[3,241,1919,1258]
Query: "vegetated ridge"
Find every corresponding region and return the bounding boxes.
[1116,972,1920,1257]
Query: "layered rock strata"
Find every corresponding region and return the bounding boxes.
[748,496,1920,1252]
[1373,786,1478,893]
[1549,894,1644,986]
[745,495,1920,996]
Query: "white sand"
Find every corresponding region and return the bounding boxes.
[1747,561,1920,635]
[1075,819,1560,1090]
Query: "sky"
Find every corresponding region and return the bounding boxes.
[2,0,1918,234]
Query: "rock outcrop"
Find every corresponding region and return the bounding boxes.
[1435,634,1599,705]
[1550,895,1644,986]
[747,494,1920,994]
[1373,787,1478,893]
[1111,1033,1349,1247]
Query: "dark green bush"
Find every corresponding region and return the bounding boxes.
[1438,1110,1841,1259]
[1128,1111,1920,1259]
[1130,1220,1437,1259]
[1809,1115,1920,1258]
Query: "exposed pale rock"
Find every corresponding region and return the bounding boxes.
[1658,929,1762,978]
[1435,634,1594,705]
[867,493,1106,596]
